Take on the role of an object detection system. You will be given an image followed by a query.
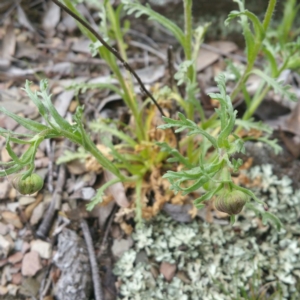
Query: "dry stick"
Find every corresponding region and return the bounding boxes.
[167,45,175,90]
[46,140,55,193]
[98,204,117,257]
[51,0,170,121]
[36,164,66,239]
[167,45,180,150]
[81,219,104,300]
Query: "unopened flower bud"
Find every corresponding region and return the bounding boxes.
[12,173,44,195]
[215,190,248,215]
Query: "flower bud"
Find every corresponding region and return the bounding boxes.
[215,190,248,215]
[12,173,44,195]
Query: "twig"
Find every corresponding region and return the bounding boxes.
[39,263,53,300]
[80,219,104,300]
[129,40,166,62]
[98,205,117,257]
[36,164,66,239]
[46,140,55,193]
[167,45,175,89]
[51,0,166,119]
[51,0,178,148]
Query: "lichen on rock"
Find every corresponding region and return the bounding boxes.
[113,164,300,299]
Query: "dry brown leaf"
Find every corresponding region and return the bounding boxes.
[104,170,130,208]
[2,211,23,229]
[42,2,61,37]
[17,5,35,32]
[1,23,16,67]
[197,49,219,72]
[24,193,43,221]
[119,222,133,235]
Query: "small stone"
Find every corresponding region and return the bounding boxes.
[2,211,23,229]
[8,252,23,264]
[7,284,18,296]
[21,251,42,276]
[18,196,36,206]
[30,202,45,225]
[0,259,7,267]
[22,242,30,254]
[112,237,133,258]
[0,222,8,235]
[61,203,71,212]
[159,262,177,282]
[6,202,20,213]
[0,285,8,296]
[12,273,22,285]
[0,181,9,199]
[14,238,24,252]
[0,235,13,258]
[10,262,22,273]
[31,240,52,259]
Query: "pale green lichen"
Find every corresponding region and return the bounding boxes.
[114,165,300,299]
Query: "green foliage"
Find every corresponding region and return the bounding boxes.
[158,74,281,229]
[0,80,126,205]
[1,0,298,230]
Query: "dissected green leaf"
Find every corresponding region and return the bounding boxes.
[0,107,48,133]
[251,69,297,101]
[122,0,185,46]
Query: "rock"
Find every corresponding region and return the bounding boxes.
[21,242,30,254]
[0,181,9,199]
[159,262,177,282]
[0,285,8,296]
[20,277,40,297]
[30,202,45,225]
[31,240,52,259]
[18,196,36,206]
[163,203,194,223]
[6,202,20,212]
[21,251,42,276]
[0,259,7,267]
[53,228,92,300]
[8,251,23,264]
[2,211,23,229]
[0,235,13,258]
[112,237,134,258]
[12,273,22,285]
[0,222,8,235]
[7,284,18,296]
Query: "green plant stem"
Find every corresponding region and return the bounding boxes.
[183,0,193,81]
[106,3,142,140]
[51,0,167,129]
[183,0,195,160]
[239,48,288,126]
[242,84,269,121]
[262,0,277,31]
[230,0,277,101]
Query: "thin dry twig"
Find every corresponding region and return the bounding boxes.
[98,204,117,257]
[46,139,55,193]
[50,0,166,119]
[167,45,175,90]
[36,164,66,239]
[81,219,104,300]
